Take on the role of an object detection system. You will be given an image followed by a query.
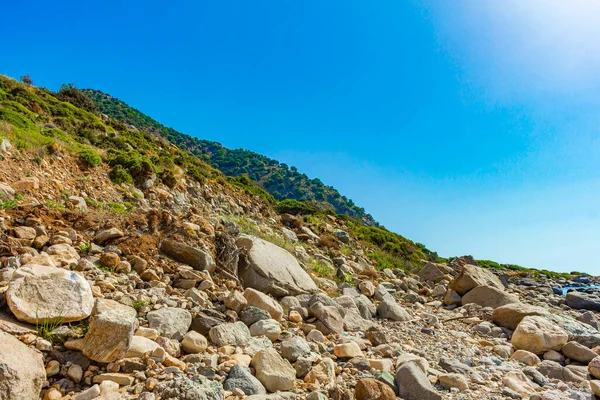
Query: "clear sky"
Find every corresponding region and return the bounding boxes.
[2,1,600,273]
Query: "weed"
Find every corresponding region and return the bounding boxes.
[0,200,17,209]
[78,242,91,252]
[46,199,65,210]
[35,310,64,345]
[311,260,333,278]
[132,299,149,311]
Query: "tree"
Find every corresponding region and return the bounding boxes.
[20,74,33,85]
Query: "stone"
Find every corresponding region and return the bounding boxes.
[438,358,483,383]
[249,319,281,341]
[417,262,446,282]
[502,370,537,397]
[562,341,597,364]
[377,298,411,321]
[244,288,284,321]
[209,321,251,347]
[397,354,429,373]
[125,336,160,358]
[334,341,364,358]
[224,290,247,314]
[309,302,344,335]
[251,347,296,392]
[224,364,267,395]
[7,264,94,323]
[369,358,394,372]
[161,239,216,273]
[589,356,600,379]
[0,331,45,400]
[46,243,80,266]
[492,303,549,330]
[93,228,124,244]
[438,373,469,391]
[510,350,541,366]
[181,331,208,353]
[0,182,15,202]
[82,299,138,363]
[236,235,318,297]
[75,385,101,400]
[395,362,442,400]
[539,360,585,382]
[154,374,224,400]
[358,280,375,297]
[448,264,504,295]
[460,285,519,308]
[591,380,600,397]
[304,357,335,387]
[240,306,271,326]
[93,373,134,386]
[355,377,396,400]
[100,252,120,269]
[443,289,462,306]
[67,364,83,383]
[280,337,311,362]
[545,313,600,348]
[147,307,192,340]
[565,291,600,312]
[511,316,568,355]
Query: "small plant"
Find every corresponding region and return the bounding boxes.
[109,165,133,184]
[311,260,333,278]
[107,202,135,214]
[35,310,64,345]
[78,242,91,252]
[33,156,43,165]
[80,149,102,167]
[46,199,65,210]
[15,193,23,201]
[132,299,149,311]
[0,200,18,209]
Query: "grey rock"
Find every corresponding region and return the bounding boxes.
[395,361,442,400]
[224,364,266,395]
[280,336,311,362]
[240,306,271,326]
[154,374,224,400]
[565,292,600,312]
[0,331,45,400]
[161,240,215,273]
[147,307,192,340]
[377,298,411,321]
[209,321,251,347]
[537,360,585,383]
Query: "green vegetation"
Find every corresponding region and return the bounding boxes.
[311,260,334,279]
[78,242,91,253]
[35,311,64,345]
[107,201,135,214]
[83,89,376,225]
[79,148,101,167]
[132,299,149,311]
[0,200,18,209]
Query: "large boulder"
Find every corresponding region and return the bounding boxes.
[147,307,192,340]
[565,292,600,312]
[209,321,252,347]
[0,331,45,400]
[544,313,600,348]
[6,264,94,323]
[161,239,216,273]
[82,299,138,363]
[492,303,549,330]
[308,302,344,335]
[448,264,504,296]
[154,374,224,400]
[377,298,411,321]
[460,285,519,309]
[562,341,598,364]
[417,262,447,282]
[236,235,318,297]
[395,361,442,400]
[251,347,296,392]
[511,316,568,355]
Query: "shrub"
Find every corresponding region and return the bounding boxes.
[57,84,98,113]
[277,199,319,215]
[80,149,101,167]
[109,165,133,184]
[20,74,33,85]
[160,169,178,188]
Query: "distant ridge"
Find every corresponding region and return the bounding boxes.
[83,89,377,225]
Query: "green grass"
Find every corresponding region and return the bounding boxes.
[80,148,102,167]
[132,299,149,311]
[107,201,135,214]
[311,260,333,279]
[0,200,17,209]
[78,242,91,252]
[35,311,64,345]
[46,199,65,210]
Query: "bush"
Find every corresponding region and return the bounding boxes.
[160,169,178,188]
[57,84,98,113]
[109,165,133,184]
[80,149,101,167]
[277,199,319,215]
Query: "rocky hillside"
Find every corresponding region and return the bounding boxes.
[82,89,377,226]
[3,74,600,400]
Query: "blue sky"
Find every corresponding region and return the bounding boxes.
[2,0,600,273]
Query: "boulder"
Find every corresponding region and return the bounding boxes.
[7,264,94,323]
[224,364,266,395]
[82,299,138,363]
[249,319,281,342]
[209,321,251,347]
[244,288,284,321]
[0,331,45,400]
[304,358,335,387]
[544,313,600,348]
[540,360,586,382]
[448,264,504,295]
[377,298,411,321]
[181,331,208,354]
[492,303,549,330]
[308,302,344,335]
[562,341,598,364]
[417,262,446,282]
[502,370,537,397]
[125,336,160,358]
[237,235,318,297]
[590,357,600,379]
[161,239,216,273]
[438,373,469,391]
[280,337,311,362]
[147,307,192,340]
[93,228,124,245]
[565,292,600,312]
[251,347,296,392]
[511,316,568,355]
[355,377,396,400]
[334,341,364,358]
[460,285,519,309]
[510,350,540,366]
[395,362,442,400]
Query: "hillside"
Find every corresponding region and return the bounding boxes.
[2,75,600,400]
[82,89,377,226]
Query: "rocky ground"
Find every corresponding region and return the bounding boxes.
[3,140,600,400]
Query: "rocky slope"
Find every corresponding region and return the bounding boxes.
[2,75,600,400]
